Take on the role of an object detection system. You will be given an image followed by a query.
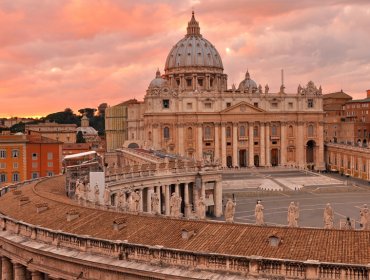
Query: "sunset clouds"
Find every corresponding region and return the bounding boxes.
[1,0,369,117]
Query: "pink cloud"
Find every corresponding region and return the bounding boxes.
[0,0,369,117]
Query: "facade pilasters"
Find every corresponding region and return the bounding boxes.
[317,122,325,170]
[260,122,266,166]
[248,123,254,166]
[280,122,287,166]
[232,123,238,167]
[152,124,159,150]
[221,123,226,167]
[265,123,271,166]
[297,122,304,168]
[214,124,220,161]
[178,124,184,156]
[197,124,203,160]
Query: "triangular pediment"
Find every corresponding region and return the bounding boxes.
[220,101,266,114]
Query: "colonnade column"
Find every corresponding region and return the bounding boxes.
[214,180,222,217]
[147,187,153,213]
[13,262,26,280]
[197,124,203,161]
[248,123,254,167]
[2,256,13,280]
[260,122,265,166]
[138,189,143,212]
[201,181,206,199]
[184,183,191,217]
[214,124,220,161]
[164,185,170,216]
[265,123,271,166]
[221,123,226,167]
[175,184,179,196]
[30,270,43,280]
[280,122,287,166]
[156,186,161,214]
[178,124,184,156]
[232,123,238,167]
[297,122,304,168]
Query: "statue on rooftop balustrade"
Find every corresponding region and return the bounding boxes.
[130,190,141,212]
[94,183,100,204]
[197,196,206,219]
[151,192,160,214]
[170,192,182,217]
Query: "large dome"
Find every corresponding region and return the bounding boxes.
[164,12,223,72]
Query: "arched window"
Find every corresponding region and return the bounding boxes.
[226,127,231,138]
[307,125,314,137]
[187,127,193,139]
[288,125,293,137]
[204,126,212,140]
[148,131,152,141]
[239,125,245,137]
[271,125,277,136]
[164,127,170,139]
[253,126,259,137]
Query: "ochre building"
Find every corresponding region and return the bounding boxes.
[106,13,325,170]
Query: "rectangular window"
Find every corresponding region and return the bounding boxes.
[271,102,278,108]
[47,171,54,177]
[47,152,53,160]
[186,103,193,110]
[32,162,38,168]
[0,162,6,169]
[226,102,231,108]
[47,162,53,167]
[307,99,314,108]
[12,149,19,158]
[0,150,6,159]
[13,162,18,169]
[12,173,19,182]
[186,79,192,87]
[32,172,39,179]
[204,102,212,109]
[198,79,203,86]
[288,102,293,109]
[254,102,259,108]
[32,153,38,160]
[0,174,7,182]
[162,99,170,109]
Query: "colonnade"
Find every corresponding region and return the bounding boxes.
[0,255,59,280]
[114,178,223,218]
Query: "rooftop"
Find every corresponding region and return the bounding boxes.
[0,176,369,265]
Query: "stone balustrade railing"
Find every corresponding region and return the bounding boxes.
[0,176,52,197]
[0,213,368,279]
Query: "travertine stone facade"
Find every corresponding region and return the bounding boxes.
[107,12,325,170]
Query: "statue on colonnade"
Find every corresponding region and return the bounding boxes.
[225,198,236,223]
[255,200,264,225]
[323,203,334,229]
[287,202,299,227]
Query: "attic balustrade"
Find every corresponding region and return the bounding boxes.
[0,214,368,279]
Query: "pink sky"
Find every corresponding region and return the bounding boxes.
[1,0,370,118]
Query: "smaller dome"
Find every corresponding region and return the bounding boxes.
[149,69,168,88]
[238,70,258,92]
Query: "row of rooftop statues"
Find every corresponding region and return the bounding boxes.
[74,179,369,229]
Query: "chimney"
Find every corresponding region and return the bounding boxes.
[367,89,370,98]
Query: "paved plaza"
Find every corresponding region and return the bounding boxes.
[220,168,370,229]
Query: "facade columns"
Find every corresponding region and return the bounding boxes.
[232,123,238,167]
[175,184,179,196]
[178,124,184,156]
[214,124,220,161]
[317,122,325,170]
[152,124,159,150]
[297,122,304,168]
[260,122,266,166]
[13,262,26,280]
[164,185,170,216]
[280,123,287,166]
[201,181,206,199]
[138,189,143,212]
[197,124,203,161]
[248,123,254,166]
[2,256,13,280]
[221,123,226,167]
[214,180,222,217]
[265,123,271,166]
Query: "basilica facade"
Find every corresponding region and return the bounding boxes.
[106,12,325,170]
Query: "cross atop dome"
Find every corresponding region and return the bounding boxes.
[186,11,202,37]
